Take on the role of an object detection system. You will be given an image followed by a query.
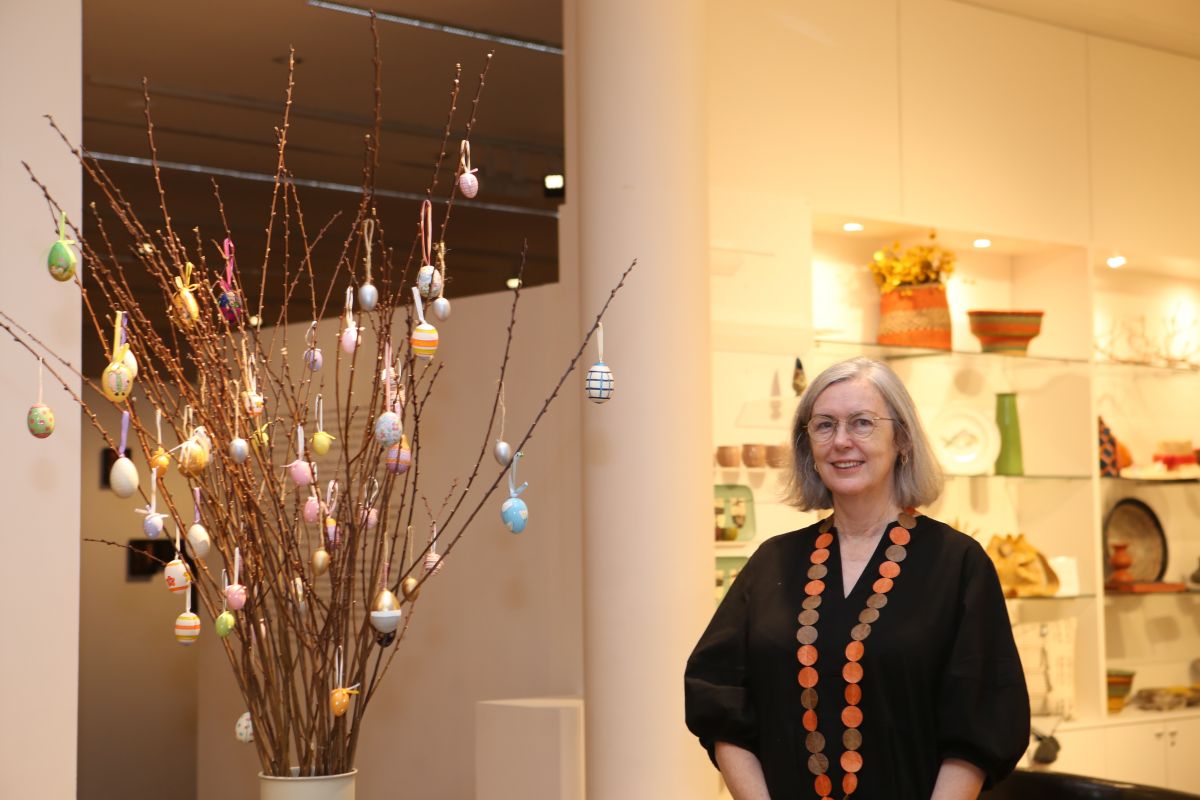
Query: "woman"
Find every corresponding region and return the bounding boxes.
[686,358,1029,799]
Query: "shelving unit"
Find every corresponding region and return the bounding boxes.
[709,208,1200,786]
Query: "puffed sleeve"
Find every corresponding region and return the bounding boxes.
[936,542,1031,787]
[684,556,759,766]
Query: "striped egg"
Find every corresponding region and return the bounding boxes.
[26,403,55,438]
[458,172,479,199]
[386,436,412,474]
[585,362,614,403]
[174,612,201,645]
[411,322,439,360]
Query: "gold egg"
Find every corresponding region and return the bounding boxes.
[150,447,171,474]
[372,588,401,613]
[311,548,330,576]
[172,289,199,327]
[401,576,420,602]
[177,439,210,477]
[330,688,351,718]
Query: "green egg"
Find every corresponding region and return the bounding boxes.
[47,240,77,281]
[216,611,236,637]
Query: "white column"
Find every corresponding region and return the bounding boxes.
[0,1,82,797]
[567,0,713,796]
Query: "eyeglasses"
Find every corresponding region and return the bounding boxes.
[805,412,897,443]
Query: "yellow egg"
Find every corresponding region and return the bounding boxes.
[311,430,335,457]
[149,447,171,474]
[101,361,135,402]
[330,688,354,718]
[177,439,210,477]
[172,288,200,327]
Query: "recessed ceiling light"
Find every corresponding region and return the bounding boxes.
[1106,254,1126,269]
[506,277,522,290]
[973,239,991,249]
[842,222,864,232]
[543,174,564,191]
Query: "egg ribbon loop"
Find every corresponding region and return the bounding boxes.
[119,409,131,455]
[344,286,355,328]
[306,321,319,349]
[499,380,507,439]
[296,424,306,462]
[596,321,605,364]
[193,486,202,525]
[136,467,160,519]
[363,476,380,511]
[175,261,197,294]
[233,546,241,587]
[155,407,163,446]
[382,342,394,408]
[508,451,528,498]
[419,199,433,267]
[110,310,129,364]
[221,569,229,612]
[380,539,391,588]
[36,357,44,404]
[315,394,325,433]
[428,522,440,559]
[220,238,237,293]
[411,286,428,326]
[233,380,241,439]
[184,581,192,614]
[362,219,375,284]
[57,211,76,247]
[459,139,475,179]
[436,241,449,299]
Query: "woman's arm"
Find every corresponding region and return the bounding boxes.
[715,741,772,800]
[930,758,984,800]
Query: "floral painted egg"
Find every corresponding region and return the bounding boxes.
[358,282,378,312]
[150,446,171,473]
[187,523,211,559]
[585,362,614,403]
[215,610,236,637]
[101,361,135,402]
[235,712,254,743]
[373,410,402,445]
[242,391,264,418]
[109,456,139,498]
[493,440,512,467]
[177,440,209,477]
[228,437,250,464]
[430,296,451,321]
[302,495,321,524]
[501,496,528,534]
[26,403,55,438]
[411,322,438,360]
[340,325,359,354]
[47,239,77,281]
[172,287,200,327]
[174,612,201,645]
[458,171,479,199]
[288,460,315,486]
[416,265,443,300]
[225,583,247,611]
[311,430,335,457]
[304,346,323,372]
[311,547,330,576]
[143,512,166,539]
[164,558,192,593]
[218,289,242,322]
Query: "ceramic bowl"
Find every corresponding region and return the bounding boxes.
[741,444,767,469]
[715,446,740,468]
[967,310,1045,355]
[766,443,791,469]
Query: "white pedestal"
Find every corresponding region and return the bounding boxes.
[475,697,585,800]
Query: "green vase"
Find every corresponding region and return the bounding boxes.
[994,393,1024,476]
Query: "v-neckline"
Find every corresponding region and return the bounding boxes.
[828,523,893,600]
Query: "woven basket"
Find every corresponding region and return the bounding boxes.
[877,283,951,350]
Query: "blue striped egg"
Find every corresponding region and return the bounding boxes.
[585,362,614,403]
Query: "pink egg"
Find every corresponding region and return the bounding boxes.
[303,495,321,523]
[225,584,247,611]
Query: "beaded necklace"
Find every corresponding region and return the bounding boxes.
[797,509,918,799]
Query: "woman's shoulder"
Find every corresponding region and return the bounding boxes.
[913,514,994,570]
[740,519,824,568]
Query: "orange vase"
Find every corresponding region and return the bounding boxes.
[877,283,952,350]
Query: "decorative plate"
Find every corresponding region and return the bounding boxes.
[1103,498,1167,582]
[929,407,1001,475]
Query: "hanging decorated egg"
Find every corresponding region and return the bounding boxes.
[171,263,201,327]
[431,296,451,321]
[251,423,271,449]
[340,324,359,354]
[122,348,139,380]
[585,362,615,403]
[330,687,356,718]
[143,512,166,539]
[186,523,211,559]
[174,611,201,645]
[235,712,254,743]
[47,238,77,282]
[501,496,529,533]
[311,547,330,576]
[109,455,139,498]
[242,391,264,418]
[386,436,412,474]
[218,289,243,322]
[150,446,171,473]
[458,171,479,199]
[26,404,55,438]
[289,459,315,486]
[177,439,209,477]
[358,282,378,312]
[225,582,247,611]
[325,515,339,545]
[101,360,135,402]
[215,610,236,638]
[373,410,403,446]
[193,425,213,455]
[303,494,321,524]
[311,429,335,457]
[164,558,192,593]
[494,440,512,466]
[417,264,443,300]
[304,346,324,372]
[228,437,250,464]
[411,322,438,360]
[370,608,402,634]
[401,576,420,602]
[359,506,379,529]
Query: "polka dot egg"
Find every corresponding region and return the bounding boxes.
[235,711,254,743]
[26,403,54,438]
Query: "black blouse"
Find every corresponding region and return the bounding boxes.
[685,516,1030,799]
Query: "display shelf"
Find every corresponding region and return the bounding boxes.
[947,473,1093,482]
[1008,593,1097,602]
[1102,475,1200,485]
[811,338,1092,368]
[1105,588,1200,600]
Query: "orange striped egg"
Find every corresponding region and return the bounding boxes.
[411,322,439,360]
[174,611,201,645]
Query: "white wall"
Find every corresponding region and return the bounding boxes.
[0,2,82,798]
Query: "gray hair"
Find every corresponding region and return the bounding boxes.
[784,357,943,511]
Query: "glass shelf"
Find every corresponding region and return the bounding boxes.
[1007,593,1097,601]
[1102,475,1200,485]
[947,473,1092,482]
[812,338,1091,368]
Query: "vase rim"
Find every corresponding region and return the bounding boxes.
[259,768,358,782]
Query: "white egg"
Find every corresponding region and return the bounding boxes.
[431,296,451,321]
[358,282,378,312]
[229,437,250,464]
[494,440,513,466]
[187,523,211,559]
[235,711,254,743]
[109,456,139,498]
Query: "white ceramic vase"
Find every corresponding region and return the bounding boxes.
[259,768,356,800]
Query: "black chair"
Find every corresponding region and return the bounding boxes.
[982,769,1200,800]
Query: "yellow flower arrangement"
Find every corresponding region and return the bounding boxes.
[869,230,956,293]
